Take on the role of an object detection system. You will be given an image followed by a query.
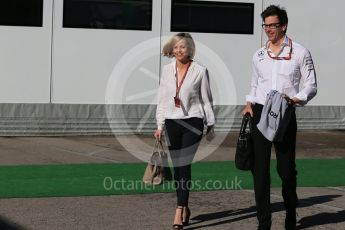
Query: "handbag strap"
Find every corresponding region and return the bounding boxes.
[240,113,252,134]
[247,113,252,132]
[153,139,165,157]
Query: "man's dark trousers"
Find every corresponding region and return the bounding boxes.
[251,104,298,229]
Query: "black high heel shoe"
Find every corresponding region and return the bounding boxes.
[172,207,184,230]
[182,207,191,226]
[172,224,183,229]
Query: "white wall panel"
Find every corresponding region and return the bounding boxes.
[52,1,162,104]
[0,0,52,103]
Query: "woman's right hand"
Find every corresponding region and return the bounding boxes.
[242,103,253,117]
[154,129,162,140]
[206,125,215,141]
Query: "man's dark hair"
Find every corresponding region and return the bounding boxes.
[261,5,288,25]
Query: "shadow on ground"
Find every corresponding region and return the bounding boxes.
[186,195,344,229]
[298,195,345,229]
[0,216,24,230]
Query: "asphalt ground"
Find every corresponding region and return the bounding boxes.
[0,131,345,229]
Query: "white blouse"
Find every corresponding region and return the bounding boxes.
[156,61,215,130]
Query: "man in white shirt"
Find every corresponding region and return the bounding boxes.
[242,5,317,230]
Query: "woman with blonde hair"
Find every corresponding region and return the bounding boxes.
[154,33,215,229]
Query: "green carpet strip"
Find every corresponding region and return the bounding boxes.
[0,159,344,198]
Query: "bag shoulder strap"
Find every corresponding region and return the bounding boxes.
[153,139,166,157]
[240,113,252,134]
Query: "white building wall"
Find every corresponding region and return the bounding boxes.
[0,0,344,135]
[0,0,53,103]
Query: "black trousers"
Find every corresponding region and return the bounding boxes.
[251,104,298,228]
[165,118,204,206]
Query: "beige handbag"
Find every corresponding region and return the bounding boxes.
[142,139,172,185]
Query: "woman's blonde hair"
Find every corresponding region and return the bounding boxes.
[162,33,195,59]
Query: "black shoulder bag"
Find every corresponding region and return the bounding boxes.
[235,113,254,171]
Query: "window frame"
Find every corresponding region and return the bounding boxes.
[62,0,153,31]
[171,0,254,35]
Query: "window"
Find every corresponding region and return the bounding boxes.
[171,1,254,34]
[0,0,43,27]
[63,0,152,31]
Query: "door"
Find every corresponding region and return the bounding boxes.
[0,0,53,103]
[52,0,162,104]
